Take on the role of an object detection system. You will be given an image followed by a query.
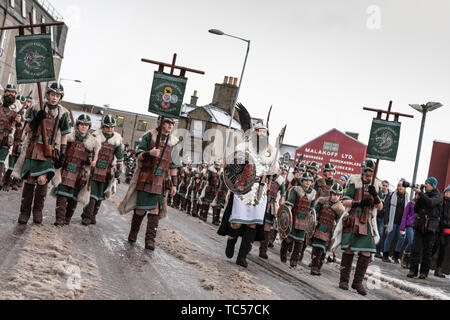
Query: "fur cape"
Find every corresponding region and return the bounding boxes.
[331,175,381,254]
[316,196,346,217]
[12,103,70,188]
[118,129,179,219]
[51,130,101,205]
[290,185,317,202]
[92,129,123,200]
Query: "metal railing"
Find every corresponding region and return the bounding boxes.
[36,0,64,21]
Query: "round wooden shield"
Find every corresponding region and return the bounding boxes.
[223,150,256,195]
[277,204,293,239]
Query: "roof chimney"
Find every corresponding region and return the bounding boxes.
[228,77,233,85]
[212,76,239,116]
[224,76,229,84]
[233,77,238,87]
[190,90,198,106]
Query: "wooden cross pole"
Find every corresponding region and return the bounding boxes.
[0,13,65,158]
[141,54,205,182]
[362,101,414,186]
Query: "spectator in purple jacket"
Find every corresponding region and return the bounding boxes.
[398,193,419,269]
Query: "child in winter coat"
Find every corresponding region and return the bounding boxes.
[399,193,419,268]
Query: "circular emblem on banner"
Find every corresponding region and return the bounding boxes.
[375,131,394,150]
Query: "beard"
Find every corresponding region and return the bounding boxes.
[250,134,268,155]
[2,95,15,107]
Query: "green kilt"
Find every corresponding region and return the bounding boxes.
[341,221,376,253]
[55,184,80,201]
[264,209,274,225]
[136,191,164,211]
[8,154,18,170]
[311,238,328,254]
[90,180,108,201]
[288,212,307,241]
[0,147,9,163]
[22,157,55,181]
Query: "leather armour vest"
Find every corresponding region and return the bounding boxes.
[93,140,116,183]
[61,140,89,189]
[313,203,338,244]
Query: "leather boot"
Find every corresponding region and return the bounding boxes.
[81,198,96,225]
[64,198,78,225]
[280,239,289,263]
[2,169,12,192]
[287,240,293,253]
[18,183,35,224]
[226,227,241,259]
[352,254,371,296]
[186,199,191,215]
[128,211,145,243]
[91,200,101,225]
[407,265,419,278]
[434,267,445,278]
[298,240,307,263]
[0,163,4,189]
[310,247,323,275]
[382,251,391,263]
[12,178,23,191]
[55,195,67,226]
[236,227,256,268]
[145,214,160,250]
[290,240,303,268]
[212,207,221,225]
[401,253,410,269]
[33,183,47,224]
[200,204,209,222]
[393,251,401,264]
[259,231,270,259]
[192,200,198,217]
[339,252,354,290]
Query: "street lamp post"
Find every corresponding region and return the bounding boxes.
[208,29,250,158]
[409,102,443,197]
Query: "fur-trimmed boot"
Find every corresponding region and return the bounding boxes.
[259,230,270,259]
[186,199,192,215]
[226,227,241,259]
[212,207,221,226]
[91,200,102,225]
[339,252,354,290]
[192,200,199,217]
[268,229,277,248]
[12,178,23,191]
[18,183,35,224]
[200,204,209,222]
[81,198,96,225]
[236,227,256,268]
[145,214,160,250]
[290,240,303,268]
[180,197,187,212]
[287,240,293,254]
[32,183,47,224]
[64,198,78,225]
[310,247,323,275]
[128,211,145,243]
[55,195,68,226]
[280,239,289,263]
[352,254,371,296]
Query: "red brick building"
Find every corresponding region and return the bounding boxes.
[428,140,450,192]
[294,129,367,177]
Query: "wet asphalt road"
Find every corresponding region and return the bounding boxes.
[0,182,429,300]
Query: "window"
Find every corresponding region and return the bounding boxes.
[0,31,8,50]
[137,120,147,131]
[116,116,125,128]
[190,119,205,139]
[21,0,26,17]
[32,7,36,23]
[323,141,339,153]
[10,0,15,8]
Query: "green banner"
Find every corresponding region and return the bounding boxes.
[15,34,55,84]
[366,118,401,161]
[148,72,187,119]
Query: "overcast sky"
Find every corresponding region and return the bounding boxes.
[52,0,450,188]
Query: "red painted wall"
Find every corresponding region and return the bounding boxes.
[427,141,450,192]
[294,129,367,177]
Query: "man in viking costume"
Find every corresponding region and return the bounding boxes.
[310,183,345,275]
[54,114,99,226]
[0,84,21,189]
[13,83,71,225]
[218,123,277,268]
[81,115,123,225]
[177,159,192,212]
[280,171,317,267]
[259,171,286,259]
[211,160,227,226]
[287,162,306,194]
[3,95,33,192]
[307,161,321,184]
[187,168,202,217]
[198,160,221,223]
[185,167,197,216]
[119,117,179,250]
[331,159,382,296]
[314,163,337,199]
